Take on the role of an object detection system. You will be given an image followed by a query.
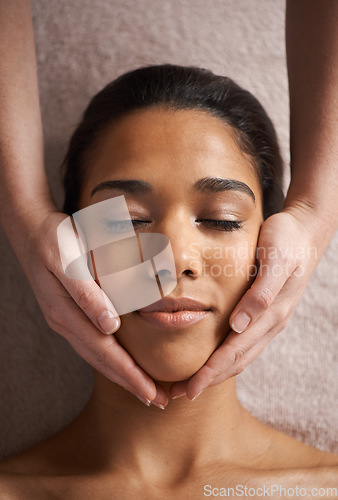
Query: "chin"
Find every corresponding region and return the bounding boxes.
[137,351,211,382]
[115,315,229,382]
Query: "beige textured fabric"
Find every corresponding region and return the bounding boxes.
[0,0,337,459]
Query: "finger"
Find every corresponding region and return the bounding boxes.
[207,330,275,388]
[64,320,157,401]
[169,325,266,401]
[229,255,295,333]
[56,269,121,335]
[169,320,271,400]
[187,270,307,399]
[185,307,287,400]
[55,217,120,335]
[186,329,277,400]
[122,381,168,409]
[44,282,157,402]
[169,380,189,400]
[152,383,169,409]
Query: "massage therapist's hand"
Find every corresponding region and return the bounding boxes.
[0,0,165,409]
[3,203,166,407]
[170,204,337,401]
[170,0,338,402]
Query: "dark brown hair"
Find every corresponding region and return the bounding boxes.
[61,64,284,218]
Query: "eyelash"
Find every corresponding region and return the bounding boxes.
[103,218,242,233]
[196,219,242,231]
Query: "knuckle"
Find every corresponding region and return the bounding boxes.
[77,287,97,313]
[232,361,247,376]
[46,305,63,330]
[233,348,246,365]
[92,352,110,378]
[276,310,286,325]
[278,316,289,332]
[93,358,110,379]
[255,287,274,310]
[45,315,55,331]
[123,358,138,377]
[223,344,247,370]
[78,331,95,349]
[92,341,117,375]
[273,306,290,331]
[276,249,289,265]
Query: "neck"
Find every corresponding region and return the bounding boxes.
[70,370,266,483]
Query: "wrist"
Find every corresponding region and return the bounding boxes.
[281,197,337,260]
[283,185,338,232]
[1,191,59,249]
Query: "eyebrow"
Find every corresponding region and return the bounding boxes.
[90,177,255,203]
[194,177,255,203]
[90,179,152,197]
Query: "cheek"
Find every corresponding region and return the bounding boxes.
[206,234,259,312]
[105,225,261,382]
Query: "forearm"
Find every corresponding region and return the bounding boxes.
[285,0,338,232]
[0,0,55,239]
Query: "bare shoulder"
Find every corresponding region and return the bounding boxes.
[243,410,338,471]
[0,470,81,500]
[0,450,122,500]
[0,419,91,477]
[0,430,87,499]
[261,430,338,476]
[0,451,81,500]
[268,426,338,468]
[0,444,52,500]
[0,473,51,500]
[0,437,60,476]
[0,474,22,500]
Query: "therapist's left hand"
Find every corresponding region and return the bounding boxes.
[170,205,336,401]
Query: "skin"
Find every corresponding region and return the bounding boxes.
[0,0,158,405]
[186,0,338,400]
[0,1,337,406]
[0,108,337,499]
[79,107,264,383]
[178,0,338,400]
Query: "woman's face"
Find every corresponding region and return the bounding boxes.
[79,107,263,382]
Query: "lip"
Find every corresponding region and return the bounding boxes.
[137,297,211,313]
[136,297,213,328]
[137,310,211,328]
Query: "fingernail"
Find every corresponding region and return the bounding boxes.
[135,393,152,407]
[152,401,166,410]
[231,312,251,333]
[97,310,119,334]
[171,392,186,400]
[191,390,203,401]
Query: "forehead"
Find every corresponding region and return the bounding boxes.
[84,107,262,202]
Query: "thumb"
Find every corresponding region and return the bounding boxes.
[56,215,120,334]
[66,277,121,334]
[229,254,294,333]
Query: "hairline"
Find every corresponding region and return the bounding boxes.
[80,104,263,204]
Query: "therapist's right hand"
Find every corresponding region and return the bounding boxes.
[6,205,166,408]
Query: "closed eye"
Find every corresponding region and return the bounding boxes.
[196,219,242,231]
[103,219,149,233]
[103,218,242,233]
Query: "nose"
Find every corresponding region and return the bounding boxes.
[153,210,203,280]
